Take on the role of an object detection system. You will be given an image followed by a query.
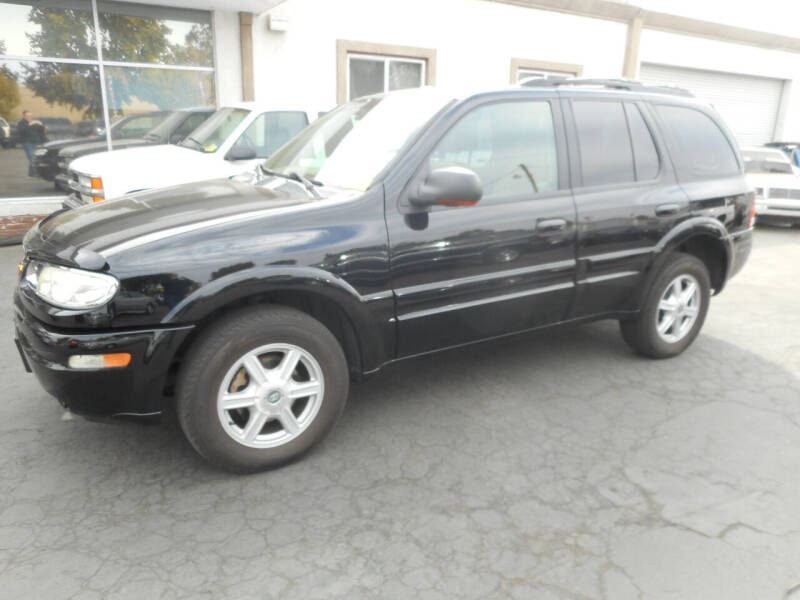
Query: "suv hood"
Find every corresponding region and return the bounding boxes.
[25,178,319,268]
[61,137,150,157]
[67,143,190,168]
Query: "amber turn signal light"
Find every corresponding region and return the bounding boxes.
[68,353,131,369]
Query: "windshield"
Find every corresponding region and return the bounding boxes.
[263,88,455,191]
[743,151,794,174]
[179,107,249,153]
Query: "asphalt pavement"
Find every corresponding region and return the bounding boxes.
[1,227,800,599]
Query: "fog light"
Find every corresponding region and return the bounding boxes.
[68,353,131,369]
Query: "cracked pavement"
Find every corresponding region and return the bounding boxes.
[2,227,800,599]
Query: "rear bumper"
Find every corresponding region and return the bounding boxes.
[13,297,194,421]
[755,202,800,222]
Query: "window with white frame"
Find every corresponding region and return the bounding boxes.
[348,54,426,101]
[516,68,576,83]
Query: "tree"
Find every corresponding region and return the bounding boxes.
[20,6,172,117]
[0,41,21,119]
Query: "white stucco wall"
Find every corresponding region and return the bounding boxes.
[638,28,800,139]
[249,0,628,113]
[212,10,244,106]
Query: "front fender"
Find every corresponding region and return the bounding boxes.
[160,265,394,373]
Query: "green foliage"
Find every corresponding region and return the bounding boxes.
[0,70,21,120]
[17,7,214,117]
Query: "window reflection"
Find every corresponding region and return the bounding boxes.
[0,1,215,200]
[0,60,101,198]
[103,66,214,117]
[98,1,213,67]
[0,1,96,60]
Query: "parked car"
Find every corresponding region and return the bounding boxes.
[14,82,754,472]
[76,119,103,137]
[764,141,800,168]
[742,146,800,225]
[64,103,313,206]
[0,117,10,148]
[33,112,170,187]
[38,117,74,141]
[52,109,212,191]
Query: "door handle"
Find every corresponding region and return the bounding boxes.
[655,203,680,216]
[537,218,567,233]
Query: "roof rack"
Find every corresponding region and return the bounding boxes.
[518,77,694,98]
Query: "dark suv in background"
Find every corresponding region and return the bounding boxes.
[33,112,170,187]
[14,80,754,472]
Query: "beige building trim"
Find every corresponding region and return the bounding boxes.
[239,12,255,102]
[487,0,800,54]
[509,57,583,83]
[336,40,437,105]
[622,14,644,78]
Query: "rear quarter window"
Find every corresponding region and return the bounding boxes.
[655,104,740,180]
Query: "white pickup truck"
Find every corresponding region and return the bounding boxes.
[65,102,315,207]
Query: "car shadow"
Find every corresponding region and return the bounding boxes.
[24,318,799,487]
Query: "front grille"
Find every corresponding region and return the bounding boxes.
[768,188,800,200]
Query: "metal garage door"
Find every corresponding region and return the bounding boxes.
[639,63,784,146]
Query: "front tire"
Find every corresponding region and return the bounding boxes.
[619,253,711,358]
[177,305,349,473]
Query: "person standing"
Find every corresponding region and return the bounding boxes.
[17,110,39,176]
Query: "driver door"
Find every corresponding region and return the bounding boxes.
[386,97,577,357]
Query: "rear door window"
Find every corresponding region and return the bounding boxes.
[572,100,635,186]
[655,104,739,179]
[624,103,660,181]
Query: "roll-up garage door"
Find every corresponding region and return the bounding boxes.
[639,63,784,147]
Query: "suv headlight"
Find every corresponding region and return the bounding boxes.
[34,147,48,157]
[24,261,119,309]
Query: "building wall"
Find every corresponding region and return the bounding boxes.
[638,28,800,139]
[213,10,244,106]
[211,0,800,142]
[247,0,628,112]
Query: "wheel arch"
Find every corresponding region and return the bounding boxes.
[631,218,733,310]
[159,266,393,399]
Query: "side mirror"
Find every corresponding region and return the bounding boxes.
[225,145,257,161]
[409,167,482,208]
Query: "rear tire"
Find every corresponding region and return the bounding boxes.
[619,253,711,358]
[176,305,349,473]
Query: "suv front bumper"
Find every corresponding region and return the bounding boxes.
[13,296,194,421]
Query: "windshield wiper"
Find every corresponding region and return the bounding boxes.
[181,136,203,149]
[259,166,322,199]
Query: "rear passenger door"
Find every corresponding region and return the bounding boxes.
[387,96,577,357]
[563,95,688,317]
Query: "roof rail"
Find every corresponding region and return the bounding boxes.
[518,77,694,98]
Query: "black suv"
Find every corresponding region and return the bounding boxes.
[14,81,754,472]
